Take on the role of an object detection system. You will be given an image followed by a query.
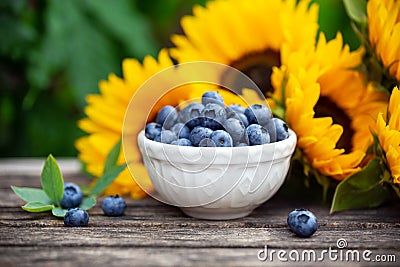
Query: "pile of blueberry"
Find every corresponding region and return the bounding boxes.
[145,91,289,147]
[62,181,127,227]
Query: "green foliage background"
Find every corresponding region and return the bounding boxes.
[0,0,358,157]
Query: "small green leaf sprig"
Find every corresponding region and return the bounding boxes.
[11,139,126,218]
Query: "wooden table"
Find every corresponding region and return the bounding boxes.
[1,159,399,266]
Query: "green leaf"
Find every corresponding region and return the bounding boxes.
[330,159,390,213]
[80,196,96,210]
[91,164,127,196]
[52,207,67,217]
[41,154,64,207]
[343,0,367,25]
[22,202,54,213]
[11,186,52,204]
[103,139,122,173]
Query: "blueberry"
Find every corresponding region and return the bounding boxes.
[189,126,213,146]
[237,112,249,127]
[210,130,233,147]
[202,91,224,106]
[102,195,127,216]
[61,182,83,209]
[171,123,190,139]
[244,104,272,126]
[227,104,245,114]
[156,105,178,129]
[201,103,227,130]
[154,130,177,144]
[246,124,270,145]
[145,122,162,140]
[266,118,289,142]
[171,138,192,146]
[179,102,204,129]
[64,208,89,227]
[223,118,246,145]
[287,209,318,238]
[198,138,216,147]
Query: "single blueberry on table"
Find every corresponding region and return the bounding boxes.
[201,103,227,130]
[102,195,127,216]
[287,209,318,238]
[64,208,89,227]
[202,91,224,106]
[171,138,192,146]
[145,122,162,140]
[189,126,213,146]
[244,104,272,126]
[179,102,204,129]
[154,130,177,144]
[210,130,233,147]
[266,118,289,142]
[156,105,178,129]
[171,123,190,139]
[246,124,270,145]
[61,182,83,209]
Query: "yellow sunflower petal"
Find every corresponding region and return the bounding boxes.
[272,32,388,181]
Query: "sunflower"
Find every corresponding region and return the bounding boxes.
[76,50,250,198]
[376,87,400,183]
[170,0,319,97]
[271,32,389,180]
[75,49,195,198]
[367,0,400,84]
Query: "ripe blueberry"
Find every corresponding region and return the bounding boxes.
[244,104,272,126]
[287,209,318,238]
[171,138,192,146]
[61,182,83,209]
[156,105,178,129]
[266,118,289,142]
[189,126,213,146]
[145,122,162,140]
[201,103,226,130]
[210,130,233,147]
[179,102,204,129]
[171,123,190,139]
[202,91,224,106]
[246,124,270,145]
[102,195,127,216]
[154,130,177,144]
[64,208,89,227]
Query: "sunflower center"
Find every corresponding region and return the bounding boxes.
[314,96,354,153]
[224,49,281,96]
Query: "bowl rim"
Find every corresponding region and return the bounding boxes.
[137,128,297,164]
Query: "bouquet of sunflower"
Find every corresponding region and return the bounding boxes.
[75,0,400,212]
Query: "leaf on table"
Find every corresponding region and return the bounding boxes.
[330,158,390,213]
[11,186,52,204]
[103,138,122,174]
[52,207,67,217]
[80,196,96,210]
[41,154,64,207]
[22,202,54,212]
[91,164,127,196]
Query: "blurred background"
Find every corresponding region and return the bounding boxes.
[0,0,358,158]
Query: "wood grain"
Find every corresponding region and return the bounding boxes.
[0,159,399,267]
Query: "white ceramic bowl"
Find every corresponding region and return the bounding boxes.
[138,129,297,220]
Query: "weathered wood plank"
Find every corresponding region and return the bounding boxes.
[1,159,400,267]
[1,247,398,267]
